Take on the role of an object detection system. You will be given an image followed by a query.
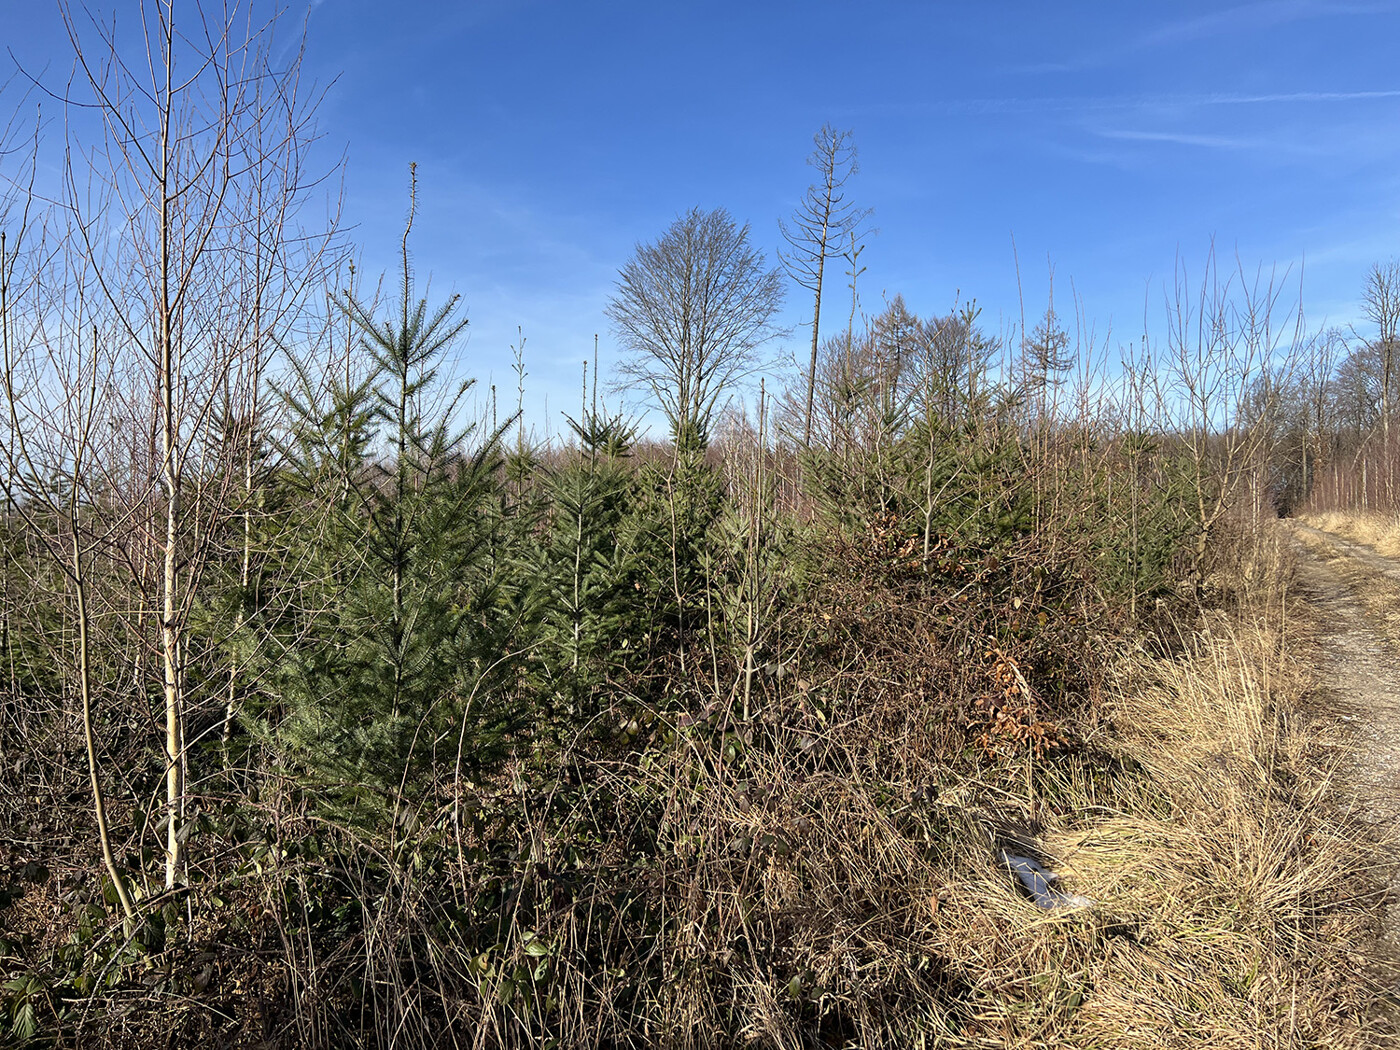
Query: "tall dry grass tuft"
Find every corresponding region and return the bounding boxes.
[901,604,1390,1048]
[1302,509,1400,558]
[1063,621,1381,1046]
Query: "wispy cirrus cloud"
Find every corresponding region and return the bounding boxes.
[1002,1,1399,76]
[1141,0,1399,48]
[1093,128,1262,150]
[850,88,1400,119]
[1201,89,1400,104]
[1080,109,1400,168]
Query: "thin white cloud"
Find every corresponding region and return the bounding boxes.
[1003,2,1399,76]
[1204,89,1400,105]
[1095,128,1261,150]
[1142,1,1316,47]
[1088,109,1400,164]
[856,88,1400,118]
[1142,0,1399,48]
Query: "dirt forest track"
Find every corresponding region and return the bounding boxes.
[1290,520,1400,937]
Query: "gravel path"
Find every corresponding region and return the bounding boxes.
[1288,523,1400,828]
[1289,522,1400,918]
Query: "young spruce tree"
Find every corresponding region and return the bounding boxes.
[271,172,516,833]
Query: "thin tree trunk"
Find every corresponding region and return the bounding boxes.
[223,412,256,747]
[224,180,269,748]
[161,458,183,887]
[158,33,185,887]
[75,543,136,924]
[802,250,826,447]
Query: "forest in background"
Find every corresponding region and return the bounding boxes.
[2,5,1399,1048]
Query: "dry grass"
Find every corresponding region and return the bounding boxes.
[1303,510,1400,558]
[852,608,1392,1049]
[1058,620,1384,1047]
[1295,511,1400,647]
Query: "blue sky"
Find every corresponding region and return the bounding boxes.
[7,1,1400,438]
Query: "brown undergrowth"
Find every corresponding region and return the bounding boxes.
[2,523,1393,1048]
[465,527,1391,1047]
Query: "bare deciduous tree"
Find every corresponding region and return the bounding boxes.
[779,124,871,447]
[1299,327,1342,502]
[1360,260,1400,506]
[0,231,138,925]
[2,0,338,891]
[1156,249,1305,582]
[609,206,784,450]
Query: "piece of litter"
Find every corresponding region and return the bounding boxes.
[1001,851,1093,910]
